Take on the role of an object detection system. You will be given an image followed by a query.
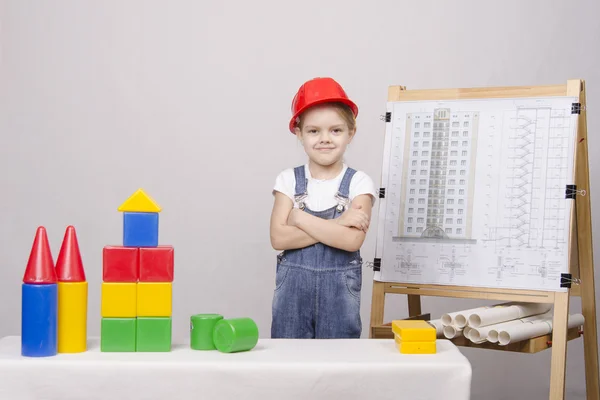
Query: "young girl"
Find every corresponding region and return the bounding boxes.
[270,77,377,339]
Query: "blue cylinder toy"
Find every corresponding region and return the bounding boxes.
[21,283,58,357]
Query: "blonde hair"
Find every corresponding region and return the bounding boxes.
[296,102,356,132]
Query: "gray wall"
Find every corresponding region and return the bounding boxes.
[1,1,598,398]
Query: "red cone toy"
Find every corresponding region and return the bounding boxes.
[22,226,57,284]
[55,225,86,282]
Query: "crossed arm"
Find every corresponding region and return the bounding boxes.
[269,191,373,253]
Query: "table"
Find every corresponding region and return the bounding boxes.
[0,336,472,400]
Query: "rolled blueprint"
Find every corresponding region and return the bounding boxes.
[469,326,489,343]
[468,302,552,328]
[487,326,509,343]
[498,313,584,345]
[463,326,472,340]
[454,304,509,328]
[441,305,497,327]
[486,311,553,343]
[428,319,445,338]
[470,312,548,343]
[443,325,463,339]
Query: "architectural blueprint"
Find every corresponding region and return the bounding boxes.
[375,96,579,291]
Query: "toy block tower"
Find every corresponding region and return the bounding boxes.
[55,226,88,353]
[21,226,58,357]
[101,189,174,352]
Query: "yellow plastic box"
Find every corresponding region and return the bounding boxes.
[395,335,437,354]
[391,319,436,342]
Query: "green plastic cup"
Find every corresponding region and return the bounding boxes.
[213,317,259,353]
[190,314,223,350]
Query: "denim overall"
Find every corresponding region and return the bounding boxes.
[271,165,363,339]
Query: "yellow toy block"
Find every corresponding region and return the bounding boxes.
[137,282,172,317]
[118,188,162,213]
[101,283,137,317]
[395,337,437,354]
[57,282,88,353]
[391,319,436,342]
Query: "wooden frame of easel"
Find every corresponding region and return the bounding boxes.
[368,79,599,400]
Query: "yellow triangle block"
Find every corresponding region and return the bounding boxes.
[118,189,162,212]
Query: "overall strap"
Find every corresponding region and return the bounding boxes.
[335,167,356,212]
[293,166,308,209]
[337,167,357,198]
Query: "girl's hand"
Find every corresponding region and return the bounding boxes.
[287,208,303,227]
[337,203,370,232]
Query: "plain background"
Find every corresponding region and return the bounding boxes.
[1,1,599,398]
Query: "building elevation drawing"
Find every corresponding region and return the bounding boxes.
[375,96,579,291]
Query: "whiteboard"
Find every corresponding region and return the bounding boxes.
[374,95,580,292]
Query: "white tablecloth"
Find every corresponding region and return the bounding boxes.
[0,336,471,400]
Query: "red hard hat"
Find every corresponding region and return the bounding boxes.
[289,77,358,133]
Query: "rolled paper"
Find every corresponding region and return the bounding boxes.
[441,305,497,327]
[213,317,259,353]
[443,325,463,339]
[454,305,506,328]
[498,313,584,345]
[470,321,514,343]
[468,302,552,328]
[486,311,553,343]
[190,314,223,350]
[463,326,472,340]
[428,319,445,338]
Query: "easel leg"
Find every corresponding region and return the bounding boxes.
[569,78,600,399]
[408,295,421,317]
[369,281,385,338]
[549,291,570,400]
[580,271,600,399]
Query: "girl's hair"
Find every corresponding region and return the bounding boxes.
[296,102,356,132]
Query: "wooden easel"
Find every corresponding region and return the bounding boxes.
[368,79,599,400]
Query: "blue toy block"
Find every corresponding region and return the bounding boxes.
[21,283,57,357]
[123,212,159,247]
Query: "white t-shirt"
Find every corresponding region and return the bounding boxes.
[273,164,377,212]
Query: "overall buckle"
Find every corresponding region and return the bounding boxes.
[335,192,349,212]
[295,194,307,210]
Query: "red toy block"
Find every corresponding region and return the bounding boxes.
[23,226,57,284]
[139,246,174,282]
[103,246,139,282]
[56,226,86,282]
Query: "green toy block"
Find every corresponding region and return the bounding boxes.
[101,317,136,352]
[136,317,172,352]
